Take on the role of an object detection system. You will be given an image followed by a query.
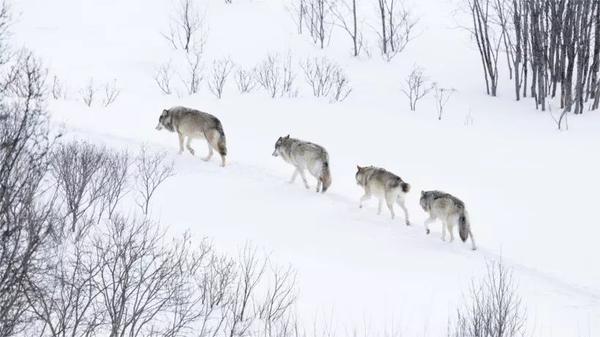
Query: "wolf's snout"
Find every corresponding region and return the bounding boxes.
[272,149,278,157]
[155,123,163,131]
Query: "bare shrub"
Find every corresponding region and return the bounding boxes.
[155,61,174,95]
[235,68,257,94]
[51,75,66,100]
[51,141,114,232]
[102,79,120,107]
[80,78,97,107]
[208,58,234,99]
[300,57,352,102]
[376,0,417,61]
[450,260,526,337]
[401,66,431,111]
[256,54,298,98]
[163,0,207,53]
[432,83,457,120]
[134,146,175,216]
[181,50,204,95]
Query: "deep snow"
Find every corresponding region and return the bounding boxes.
[12,0,600,335]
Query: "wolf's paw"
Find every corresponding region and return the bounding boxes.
[405,220,411,226]
[188,149,195,155]
[202,156,211,162]
[426,229,430,235]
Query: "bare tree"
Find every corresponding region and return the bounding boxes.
[80,78,97,107]
[376,0,416,61]
[450,260,526,337]
[155,62,174,95]
[304,0,333,49]
[208,58,234,99]
[331,0,363,57]
[51,141,113,232]
[401,66,432,111]
[181,50,204,95]
[51,75,66,100]
[134,147,175,216]
[163,0,206,53]
[300,57,352,102]
[432,84,457,120]
[235,68,257,94]
[102,79,120,107]
[0,48,56,337]
[288,0,308,35]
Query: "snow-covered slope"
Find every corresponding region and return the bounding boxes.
[12,0,600,335]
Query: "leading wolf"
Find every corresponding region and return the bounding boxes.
[355,166,411,225]
[419,190,477,250]
[272,135,332,193]
[156,106,227,167]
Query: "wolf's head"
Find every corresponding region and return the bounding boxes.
[156,109,174,132]
[419,191,429,211]
[355,165,366,186]
[272,134,289,157]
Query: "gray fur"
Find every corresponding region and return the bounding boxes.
[272,135,332,193]
[419,190,477,250]
[156,106,227,167]
[355,166,410,225]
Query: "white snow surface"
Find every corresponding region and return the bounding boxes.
[12,0,600,335]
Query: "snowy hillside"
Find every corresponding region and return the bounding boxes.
[11,0,600,335]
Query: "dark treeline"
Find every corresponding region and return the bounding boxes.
[467,0,600,118]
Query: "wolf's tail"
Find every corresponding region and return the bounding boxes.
[458,209,470,242]
[392,177,411,193]
[320,161,332,193]
[400,181,411,193]
[216,122,227,156]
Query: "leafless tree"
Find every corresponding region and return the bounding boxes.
[102,79,120,107]
[134,147,175,216]
[376,0,416,61]
[300,57,351,102]
[0,1,11,66]
[432,84,457,120]
[51,141,113,232]
[450,260,526,337]
[51,75,66,100]
[80,78,97,107]
[100,150,130,220]
[208,58,234,99]
[256,54,298,98]
[288,0,308,35]
[304,0,333,49]
[331,0,364,57]
[155,62,174,95]
[235,68,257,94]
[401,66,432,111]
[163,0,206,53]
[0,48,56,337]
[181,50,204,95]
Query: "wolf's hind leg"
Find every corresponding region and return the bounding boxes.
[316,179,321,193]
[469,230,477,250]
[177,133,185,154]
[447,220,455,242]
[441,221,447,241]
[385,198,396,220]
[186,138,195,155]
[202,140,213,161]
[397,198,410,225]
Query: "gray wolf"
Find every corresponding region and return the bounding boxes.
[355,165,410,225]
[272,135,331,193]
[156,106,227,167]
[419,190,477,250]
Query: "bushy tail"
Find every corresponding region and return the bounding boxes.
[320,161,332,193]
[401,182,411,193]
[458,209,470,242]
[216,123,227,156]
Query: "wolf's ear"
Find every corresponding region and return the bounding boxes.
[162,109,169,115]
[356,165,362,171]
[421,190,425,196]
[285,134,290,139]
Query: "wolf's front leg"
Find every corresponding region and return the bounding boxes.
[424,216,435,234]
[441,222,447,241]
[289,169,299,184]
[298,169,310,189]
[186,138,195,155]
[377,199,383,215]
[177,133,185,154]
[359,191,371,208]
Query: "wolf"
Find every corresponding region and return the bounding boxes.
[272,135,332,193]
[419,190,477,250]
[355,166,411,225]
[155,106,227,167]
